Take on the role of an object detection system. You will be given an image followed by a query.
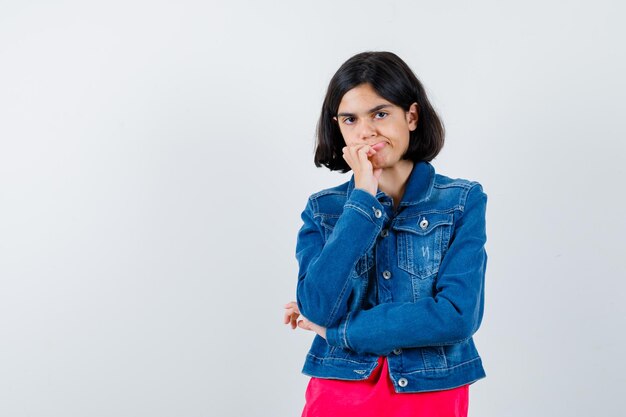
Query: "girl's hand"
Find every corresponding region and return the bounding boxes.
[297,316,327,340]
[283,301,327,340]
[342,144,383,197]
[283,301,301,329]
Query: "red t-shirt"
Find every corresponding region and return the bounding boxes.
[301,356,469,417]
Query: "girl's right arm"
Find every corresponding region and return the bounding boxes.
[294,143,383,330]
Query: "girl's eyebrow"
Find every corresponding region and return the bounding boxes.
[337,104,393,118]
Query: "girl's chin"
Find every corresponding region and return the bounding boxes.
[370,156,387,169]
[372,157,405,170]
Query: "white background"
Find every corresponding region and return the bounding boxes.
[1,1,625,416]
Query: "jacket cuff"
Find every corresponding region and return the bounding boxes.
[325,313,352,350]
[344,188,385,225]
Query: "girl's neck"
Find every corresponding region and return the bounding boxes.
[377,160,414,210]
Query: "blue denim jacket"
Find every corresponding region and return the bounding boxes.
[295,161,488,393]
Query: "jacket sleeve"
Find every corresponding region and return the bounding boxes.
[326,183,488,355]
[295,188,385,328]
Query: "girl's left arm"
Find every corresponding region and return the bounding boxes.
[325,183,488,356]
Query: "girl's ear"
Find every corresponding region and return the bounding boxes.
[332,116,338,122]
[407,102,419,131]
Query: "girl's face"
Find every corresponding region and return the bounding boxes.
[334,83,418,170]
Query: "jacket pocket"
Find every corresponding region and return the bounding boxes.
[321,216,375,278]
[392,212,453,279]
[400,345,448,372]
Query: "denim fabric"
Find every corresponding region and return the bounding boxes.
[295,161,488,393]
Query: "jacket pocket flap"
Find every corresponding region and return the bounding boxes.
[391,212,453,236]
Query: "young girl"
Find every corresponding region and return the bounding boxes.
[283,51,488,417]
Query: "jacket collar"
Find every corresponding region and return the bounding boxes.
[346,160,435,206]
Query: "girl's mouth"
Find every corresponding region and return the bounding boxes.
[371,142,386,151]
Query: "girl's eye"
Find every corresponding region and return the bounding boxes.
[374,111,388,119]
[343,117,356,125]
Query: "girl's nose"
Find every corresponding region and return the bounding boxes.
[357,119,377,140]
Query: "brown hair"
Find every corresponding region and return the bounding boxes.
[314,51,445,172]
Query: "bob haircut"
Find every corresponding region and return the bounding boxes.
[314,51,445,173]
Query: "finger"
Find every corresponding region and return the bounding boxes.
[290,302,300,314]
[284,308,299,322]
[357,146,373,167]
[347,143,373,155]
[285,307,299,317]
[347,145,365,168]
[284,301,297,310]
[356,144,372,155]
[342,146,355,169]
[355,144,373,161]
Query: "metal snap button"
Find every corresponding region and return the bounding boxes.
[398,378,408,387]
[393,348,402,355]
[419,217,429,229]
[382,270,391,280]
[374,208,382,218]
[381,229,389,238]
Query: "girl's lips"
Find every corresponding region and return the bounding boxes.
[371,142,386,151]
